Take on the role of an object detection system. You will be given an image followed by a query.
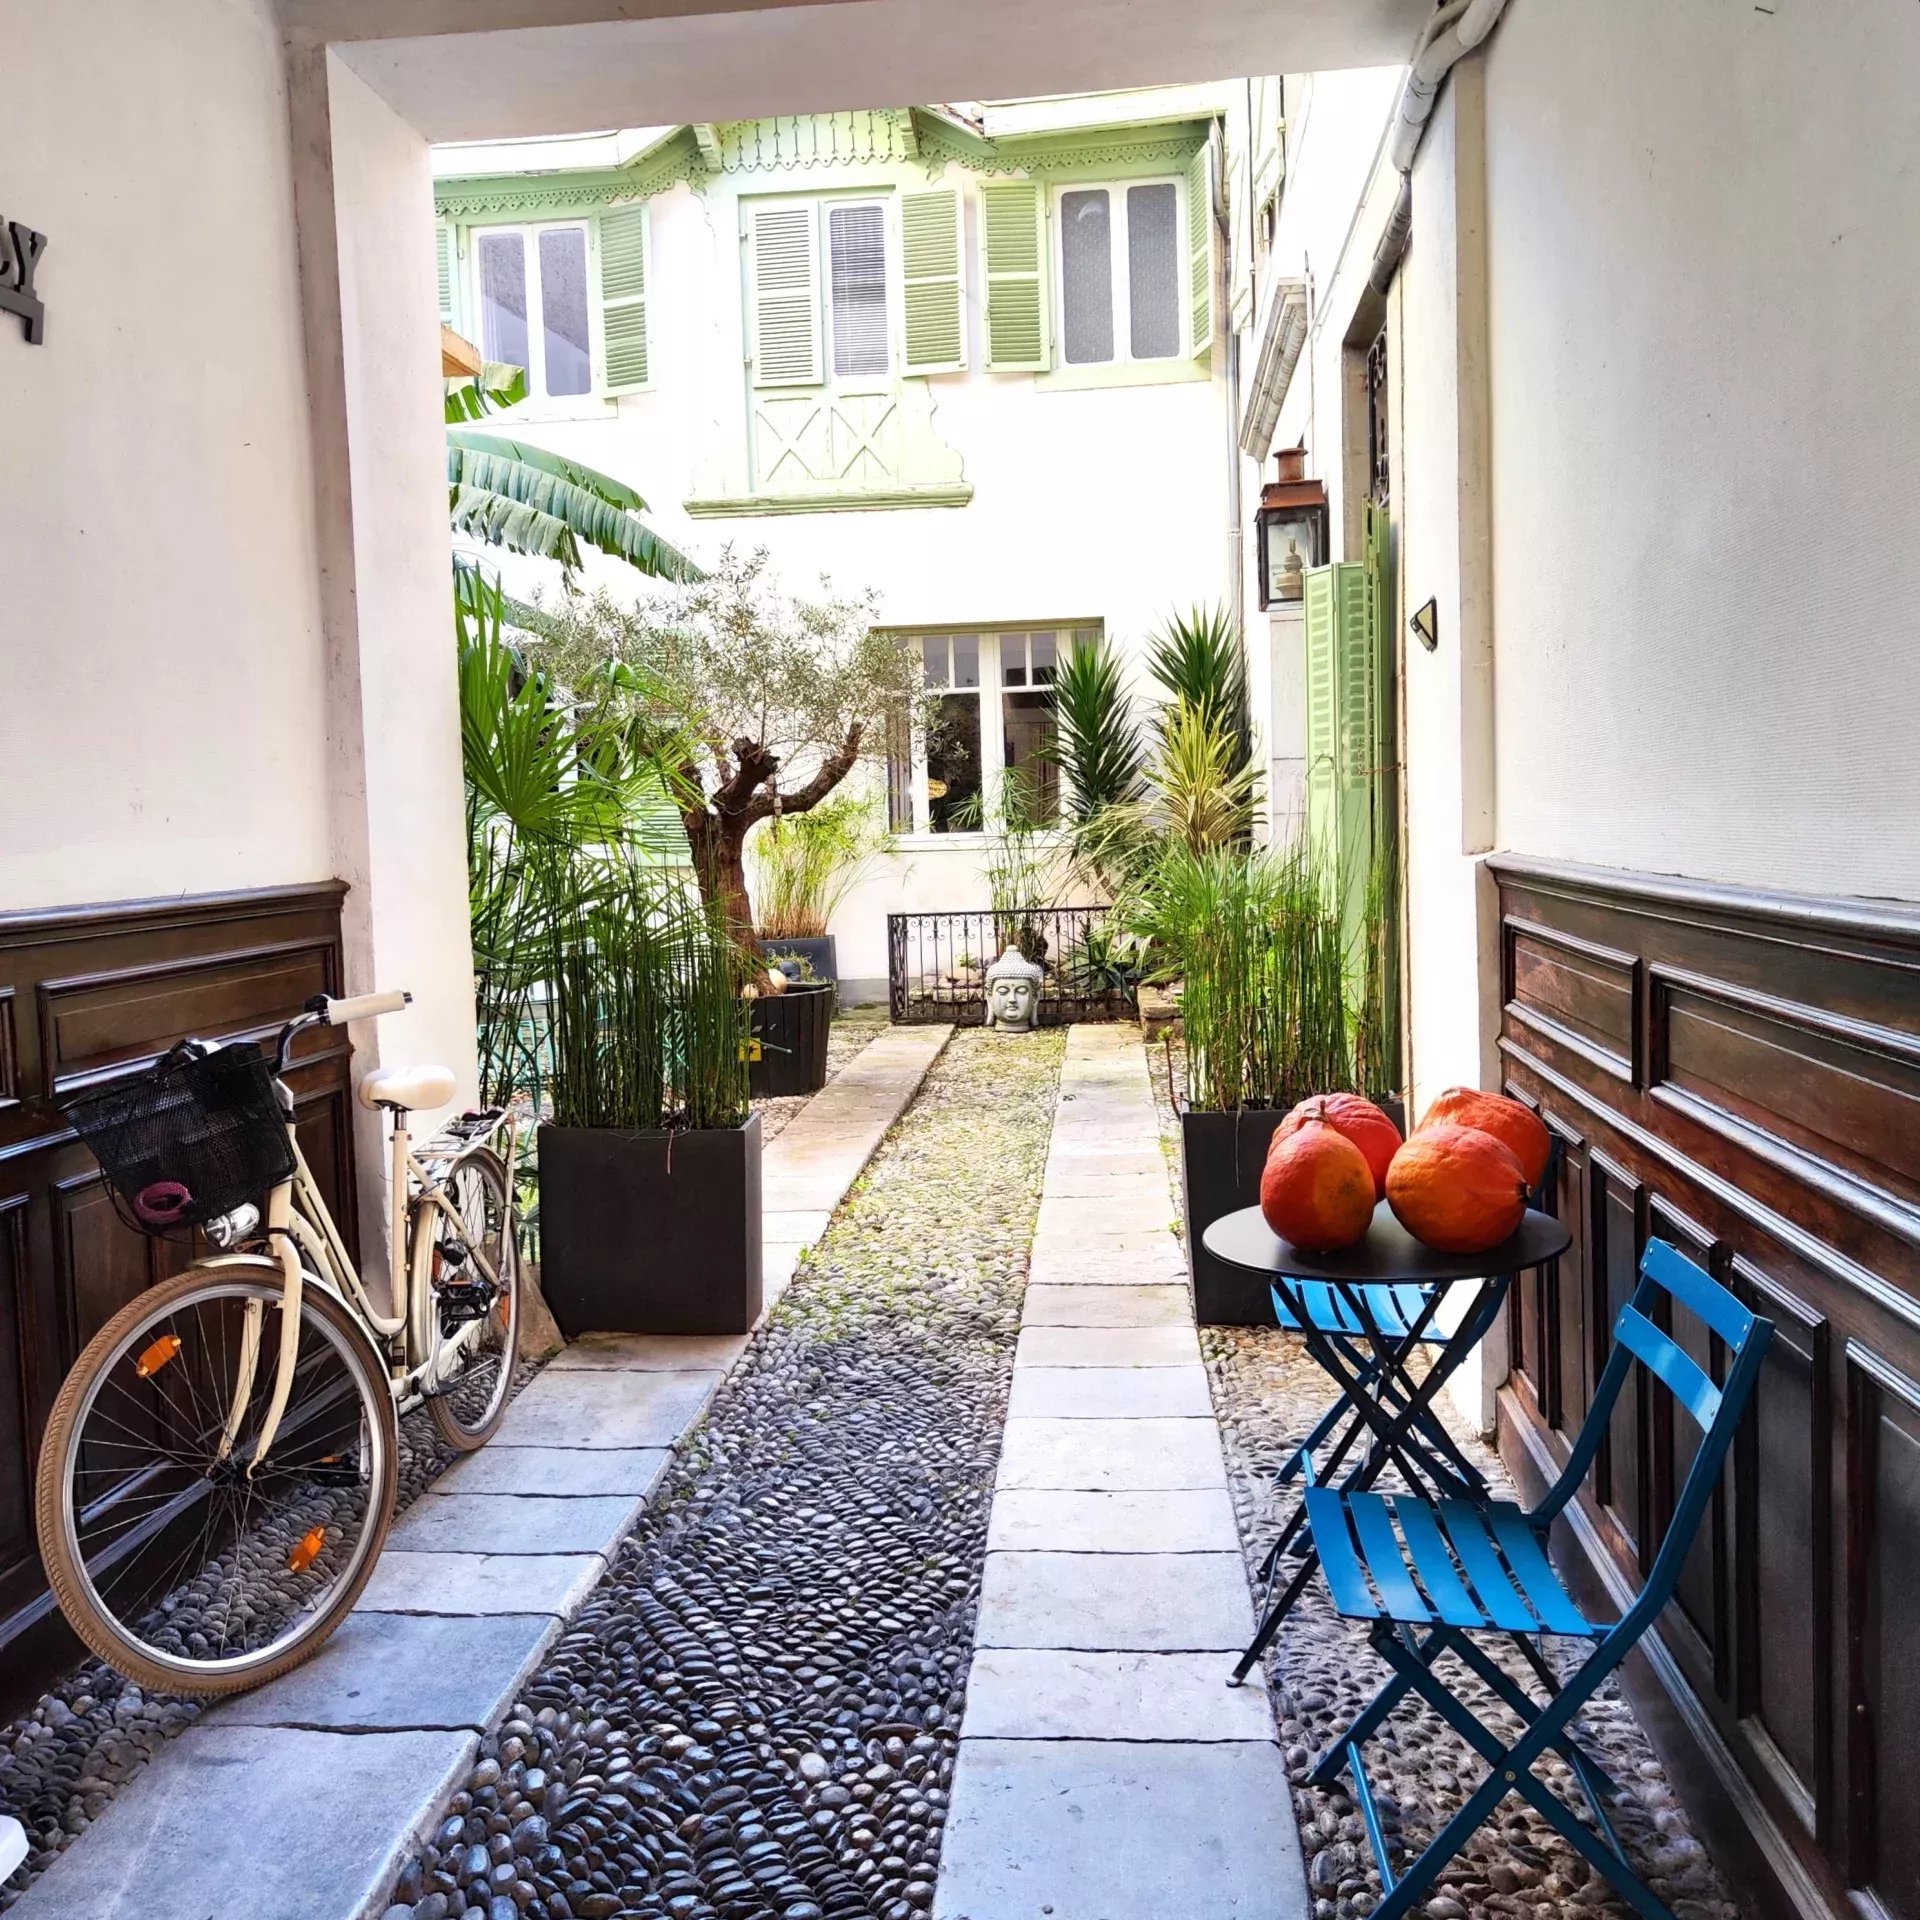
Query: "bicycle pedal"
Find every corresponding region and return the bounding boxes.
[436,1280,498,1333]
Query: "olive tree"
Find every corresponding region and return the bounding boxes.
[535,548,920,934]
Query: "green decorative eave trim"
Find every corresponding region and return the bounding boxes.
[435,127,704,219]
[436,111,1217,219]
[684,483,974,518]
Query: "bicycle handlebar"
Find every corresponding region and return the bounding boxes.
[318,990,412,1025]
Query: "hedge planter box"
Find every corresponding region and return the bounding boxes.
[1180,1108,1290,1326]
[758,935,837,986]
[538,1113,762,1336]
[749,981,834,1098]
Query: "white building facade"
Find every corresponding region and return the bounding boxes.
[433,95,1239,999]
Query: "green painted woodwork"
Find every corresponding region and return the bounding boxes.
[747,202,823,388]
[899,188,965,373]
[981,180,1048,371]
[684,481,973,517]
[435,223,458,329]
[1303,565,1340,879]
[597,205,649,392]
[1185,142,1214,362]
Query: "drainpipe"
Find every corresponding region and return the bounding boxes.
[1368,0,1511,293]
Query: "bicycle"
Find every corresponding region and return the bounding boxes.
[33,990,522,1698]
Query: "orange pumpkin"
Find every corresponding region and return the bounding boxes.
[1420,1087,1551,1189]
[1386,1123,1529,1254]
[1260,1120,1377,1254]
[1275,1092,1403,1201]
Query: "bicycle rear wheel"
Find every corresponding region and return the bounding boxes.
[35,1266,397,1697]
[424,1146,520,1451]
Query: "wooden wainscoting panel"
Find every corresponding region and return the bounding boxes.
[1490,855,1920,1920]
[0,883,354,1717]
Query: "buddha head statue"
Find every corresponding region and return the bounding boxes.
[983,944,1045,1032]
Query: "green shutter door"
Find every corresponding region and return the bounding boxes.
[747,202,823,387]
[1184,143,1214,363]
[899,188,966,374]
[436,222,458,330]
[980,180,1048,372]
[1332,559,1377,977]
[1303,564,1340,878]
[597,204,650,394]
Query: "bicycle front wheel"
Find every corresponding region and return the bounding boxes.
[35,1266,398,1697]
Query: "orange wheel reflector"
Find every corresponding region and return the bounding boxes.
[134,1335,181,1379]
[287,1527,326,1574]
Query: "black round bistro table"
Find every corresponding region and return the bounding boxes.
[1204,1200,1570,1684]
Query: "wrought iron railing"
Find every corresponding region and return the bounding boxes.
[886,907,1134,1025]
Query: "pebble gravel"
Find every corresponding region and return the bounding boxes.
[380,1025,1064,1920]
[1145,1042,1741,1920]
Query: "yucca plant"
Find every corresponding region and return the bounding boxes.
[1047,633,1144,823]
[1145,603,1252,778]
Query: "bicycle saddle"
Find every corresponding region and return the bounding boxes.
[357,1063,457,1113]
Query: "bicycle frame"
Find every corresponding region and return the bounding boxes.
[202,1103,520,1472]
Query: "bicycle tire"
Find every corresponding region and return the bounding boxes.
[35,1265,398,1698]
[424,1146,521,1452]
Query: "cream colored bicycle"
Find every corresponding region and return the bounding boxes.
[35,990,521,1697]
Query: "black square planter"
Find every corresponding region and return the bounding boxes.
[749,981,834,1097]
[538,1113,763,1336]
[758,934,837,985]
[1180,1108,1290,1326]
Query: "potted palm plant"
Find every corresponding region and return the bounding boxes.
[747,789,886,990]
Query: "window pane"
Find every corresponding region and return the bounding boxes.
[1127,183,1181,360]
[952,634,980,690]
[1002,633,1027,688]
[828,203,889,377]
[1030,631,1058,683]
[538,228,592,396]
[478,231,529,373]
[1003,690,1060,825]
[928,692,981,833]
[886,708,915,832]
[1060,190,1114,365]
[921,635,949,689]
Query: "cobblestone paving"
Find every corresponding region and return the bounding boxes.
[381,1026,1064,1920]
[754,1009,890,1146]
[1145,1044,1741,1920]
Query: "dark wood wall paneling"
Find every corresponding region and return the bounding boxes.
[1490,856,1920,1920]
[0,884,356,1712]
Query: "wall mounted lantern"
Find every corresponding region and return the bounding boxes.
[1255,447,1328,610]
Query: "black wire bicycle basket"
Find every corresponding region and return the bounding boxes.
[62,1041,296,1239]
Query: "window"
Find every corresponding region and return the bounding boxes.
[473,221,594,399]
[1056,180,1184,368]
[888,626,1097,834]
[827,202,890,377]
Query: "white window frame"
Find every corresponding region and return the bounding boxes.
[888,625,1098,841]
[462,217,605,408]
[1050,176,1187,371]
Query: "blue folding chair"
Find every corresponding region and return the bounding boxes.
[1299,1239,1771,1920]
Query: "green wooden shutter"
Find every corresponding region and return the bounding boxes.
[980,180,1048,372]
[597,203,650,394]
[748,202,823,388]
[435,222,458,329]
[1185,143,1215,362]
[1332,558,1377,973]
[899,188,966,374]
[1303,565,1340,878]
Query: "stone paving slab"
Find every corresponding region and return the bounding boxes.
[217,1610,559,1733]
[5,1723,479,1920]
[962,1649,1273,1741]
[1026,1244,1188,1286]
[986,1488,1245,1554]
[435,1444,669,1498]
[1013,1323,1201,1368]
[995,1416,1226,1490]
[1021,1283,1193,1327]
[1036,1193,1179,1235]
[976,1551,1255,1651]
[388,1489,647,1555]
[550,1332,750,1371]
[934,1739,1304,1920]
[1043,1165,1174,1196]
[492,1366,721,1449]
[761,1204,833,1242]
[357,1549,606,1617]
[1007,1364,1212,1419]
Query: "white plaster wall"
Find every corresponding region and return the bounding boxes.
[0,0,332,910]
[1482,0,1920,901]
